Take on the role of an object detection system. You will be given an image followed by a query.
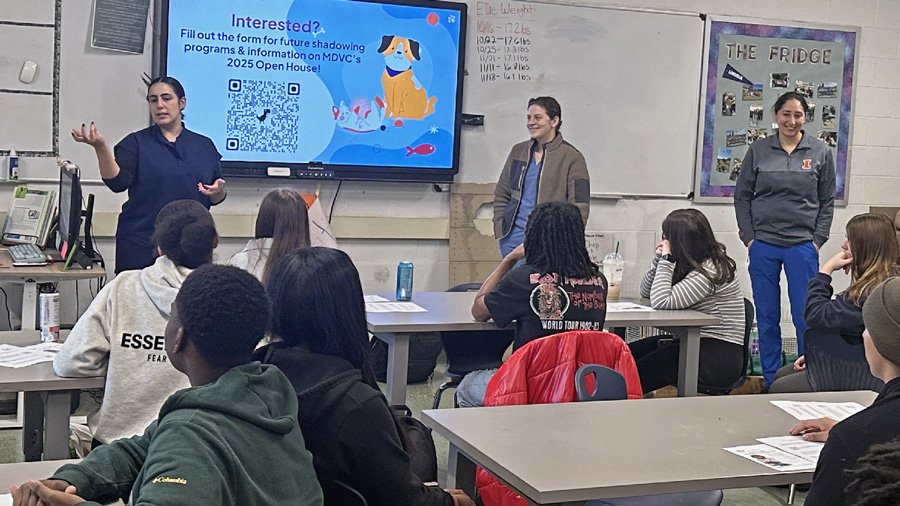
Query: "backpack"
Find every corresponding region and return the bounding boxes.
[371,332,442,383]
[391,405,438,483]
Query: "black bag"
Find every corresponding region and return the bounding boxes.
[392,405,438,483]
[372,332,442,383]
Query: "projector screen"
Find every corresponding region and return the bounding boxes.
[160,0,467,182]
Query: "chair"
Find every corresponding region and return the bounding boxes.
[575,364,627,401]
[321,480,368,506]
[587,492,724,506]
[477,331,644,506]
[432,283,515,409]
[697,298,755,395]
[805,326,884,392]
[574,366,724,506]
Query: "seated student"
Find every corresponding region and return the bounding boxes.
[629,208,744,394]
[53,199,217,447]
[459,201,608,407]
[788,277,900,506]
[228,188,311,282]
[11,265,324,506]
[770,213,900,393]
[256,247,474,506]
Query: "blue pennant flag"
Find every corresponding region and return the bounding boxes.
[722,64,754,86]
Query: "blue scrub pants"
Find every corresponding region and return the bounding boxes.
[748,240,818,386]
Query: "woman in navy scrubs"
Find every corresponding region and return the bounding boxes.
[72,76,226,273]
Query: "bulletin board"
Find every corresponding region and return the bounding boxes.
[694,16,859,204]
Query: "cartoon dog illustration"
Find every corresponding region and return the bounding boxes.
[378,35,436,120]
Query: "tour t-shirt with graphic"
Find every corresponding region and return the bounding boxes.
[484,263,608,350]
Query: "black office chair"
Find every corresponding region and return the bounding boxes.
[321,480,368,506]
[698,298,755,395]
[432,283,514,409]
[574,364,627,401]
[805,326,884,392]
[574,365,724,506]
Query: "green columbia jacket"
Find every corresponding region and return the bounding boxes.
[52,362,323,506]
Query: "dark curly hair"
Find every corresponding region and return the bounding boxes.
[845,436,900,506]
[174,264,271,367]
[524,201,597,279]
[151,200,217,269]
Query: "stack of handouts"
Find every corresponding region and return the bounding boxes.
[0,342,61,368]
[723,400,867,471]
[363,295,427,313]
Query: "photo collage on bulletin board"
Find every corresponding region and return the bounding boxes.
[694,17,859,203]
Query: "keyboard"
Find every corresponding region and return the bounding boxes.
[9,243,49,266]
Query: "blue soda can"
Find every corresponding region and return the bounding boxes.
[396,261,414,301]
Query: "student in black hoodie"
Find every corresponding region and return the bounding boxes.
[256,247,474,506]
[788,277,900,505]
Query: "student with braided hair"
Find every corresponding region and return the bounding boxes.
[845,437,900,506]
[457,201,607,407]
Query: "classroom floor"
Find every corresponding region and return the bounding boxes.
[0,359,807,505]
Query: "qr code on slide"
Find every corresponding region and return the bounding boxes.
[225,79,301,153]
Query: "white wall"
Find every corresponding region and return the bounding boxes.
[2,0,900,332]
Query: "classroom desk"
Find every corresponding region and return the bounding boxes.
[0,459,124,505]
[0,251,104,330]
[0,331,104,461]
[367,292,719,405]
[423,390,879,505]
[0,459,79,488]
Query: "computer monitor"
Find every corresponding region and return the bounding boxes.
[57,164,95,268]
[57,164,81,260]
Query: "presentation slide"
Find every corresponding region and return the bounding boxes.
[165,0,465,172]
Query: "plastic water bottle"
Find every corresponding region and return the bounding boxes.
[396,261,414,301]
[40,291,60,342]
[7,149,17,181]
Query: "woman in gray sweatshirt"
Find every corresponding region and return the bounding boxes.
[734,91,835,387]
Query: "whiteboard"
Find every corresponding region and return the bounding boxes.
[456,0,704,197]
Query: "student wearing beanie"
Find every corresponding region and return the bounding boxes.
[788,276,900,505]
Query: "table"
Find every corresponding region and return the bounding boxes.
[367,292,719,405]
[0,459,124,505]
[0,331,104,461]
[0,459,79,488]
[0,251,104,330]
[422,390,879,505]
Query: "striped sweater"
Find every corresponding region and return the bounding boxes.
[640,256,745,346]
